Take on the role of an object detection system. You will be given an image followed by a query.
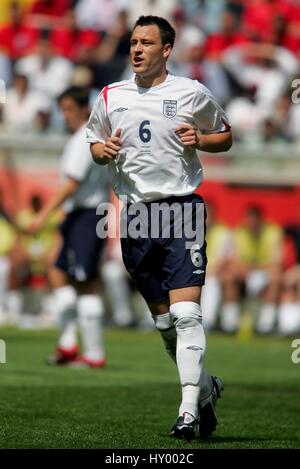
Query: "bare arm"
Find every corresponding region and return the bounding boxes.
[28,177,80,233]
[175,124,232,152]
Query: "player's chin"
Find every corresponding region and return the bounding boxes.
[132,63,146,73]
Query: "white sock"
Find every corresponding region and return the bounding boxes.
[256,303,277,333]
[5,290,23,325]
[102,260,133,327]
[77,294,105,361]
[201,276,221,331]
[220,303,240,333]
[278,303,300,335]
[170,302,206,418]
[153,310,212,404]
[54,286,78,350]
[152,311,177,362]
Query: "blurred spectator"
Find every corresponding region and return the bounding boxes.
[170,20,230,105]
[219,205,283,334]
[95,10,131,87]
[15,193,61,282]
[200,0,226,33]
[127,0,178,28]
[225,87,269,142]
[180,0,237,32]
[171,7,206,62]
[75,0,128,32]
[0,49,12,87]
[2,73,51,129]
[271,92,300,143]
[205,9,248,61]
[0,188,16,323]
[201,200,234,331]
[26,0,71,29]
[0,0,39,59]
[223,43,299,114]
[15,31,73,98]
[241,0,292,43]
[33,108,52,132]
[50,8,101,63]
[10,194,60,321]
[278,207,300,335]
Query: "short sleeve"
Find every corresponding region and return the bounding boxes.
[192,84,231,134]
[61,132,93,182]
[86,90,111,143]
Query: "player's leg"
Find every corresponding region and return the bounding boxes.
[256,266,282,334]
[278,266,300,335]
[48,265,78,364]
[102,259,134,328]
[168,286,222,440]
[75,279,106,367]
[159,194,221,440]
[168,287,205,433]
[0,255,10,324]
[68,209,106,368]
[201,274,222,331]
[219,263,242,333]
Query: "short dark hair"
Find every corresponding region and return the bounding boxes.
[133,15,176,48]
[58,86,90,108]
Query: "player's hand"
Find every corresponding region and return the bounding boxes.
[175,124,200,148]
[103,128,122,160]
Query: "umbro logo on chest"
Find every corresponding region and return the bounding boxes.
[113,107,129,112]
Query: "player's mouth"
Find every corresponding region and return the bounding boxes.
[133,56,144,67]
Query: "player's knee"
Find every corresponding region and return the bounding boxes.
[54,285,77,313]
[170,301,202,330]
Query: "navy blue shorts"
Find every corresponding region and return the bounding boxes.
[55,208,105,282]
[120,194,207,303]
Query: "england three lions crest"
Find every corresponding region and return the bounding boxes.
[163,100,177,118]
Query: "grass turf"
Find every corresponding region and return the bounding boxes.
[0,327,299,449]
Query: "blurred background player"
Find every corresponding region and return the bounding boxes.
[0,187,16,324]
[14,193,60,322]
[220,205,283,334]
[279,207,300,335]
[29,86,109,368]
[201,199,234,332]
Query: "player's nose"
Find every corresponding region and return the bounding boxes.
[133,42,143,53]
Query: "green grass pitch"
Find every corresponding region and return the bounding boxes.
[0,327,299,449]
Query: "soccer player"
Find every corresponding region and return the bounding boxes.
[87,16,232,440]
[30,86,109,368]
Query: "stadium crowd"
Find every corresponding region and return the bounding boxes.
[1,0,300,141]
[1,0,300,335]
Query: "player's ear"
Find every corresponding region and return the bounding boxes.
[163,43,172,60]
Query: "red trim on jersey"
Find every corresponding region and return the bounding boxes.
[100,84,126,113]
[221,118,231,131]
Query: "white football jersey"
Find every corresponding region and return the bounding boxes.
[86,73,230,203]
[61,124,109,212]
